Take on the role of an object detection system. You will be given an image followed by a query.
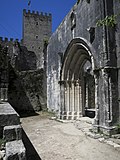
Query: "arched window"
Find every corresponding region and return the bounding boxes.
[70,12,76,38]
[70,12,76,30]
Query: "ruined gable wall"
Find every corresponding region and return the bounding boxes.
[8,69,46,114]
[47,0,104,112]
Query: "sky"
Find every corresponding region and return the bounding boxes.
[0,0,77,41]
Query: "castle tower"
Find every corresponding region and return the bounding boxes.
[22,9,52,69]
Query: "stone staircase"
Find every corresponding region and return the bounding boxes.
[0,103,26,160]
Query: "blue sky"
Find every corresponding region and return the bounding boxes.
[0,0,77,40]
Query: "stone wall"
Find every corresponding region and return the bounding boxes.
[47,0,103,112]
[47,0,120,134]
[14,45,37,71]
[8,69,46,113]
[0,39,47,113]
[114,0,120,122]
[0,38,37,71]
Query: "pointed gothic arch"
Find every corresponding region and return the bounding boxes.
[59,38,98,120]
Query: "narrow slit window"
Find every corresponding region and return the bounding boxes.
[70,12,76,30]
[36,22,39,25]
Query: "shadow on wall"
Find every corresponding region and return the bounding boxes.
[20,112,40,118]
[22,129,42,160]
[16,46,37,71]
[11,44,37,71]
[8,64,44,116]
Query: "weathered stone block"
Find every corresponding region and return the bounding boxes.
[0,103,20,127]
[3,125,22,142]
[5,140,26,160]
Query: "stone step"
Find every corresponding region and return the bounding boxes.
[0,103,20,127]
[5,140,26,160]
[3,125,22,142]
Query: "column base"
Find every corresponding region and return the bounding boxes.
[92,124,119,136]
[60,111,82,120]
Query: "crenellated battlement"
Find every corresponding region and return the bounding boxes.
[0,37,21,43]
[23,9,52,18]
[22,8,52,69]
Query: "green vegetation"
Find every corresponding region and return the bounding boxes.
[96,15,117,28]
[76,0,119,28]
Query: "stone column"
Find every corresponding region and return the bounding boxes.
[81,77,85,116]
[75,81,80,119]
[85,83,89,109]
[103,69,111,124]
[59,81,65,119]
[79,83,83,117]
[93,70,99,132]
[69,81,72,119]
[66,81,70,119]
[99,67,118,135]
[71,82,75,120]
[103,68,117,126]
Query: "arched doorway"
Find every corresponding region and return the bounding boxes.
[59,38,97,120]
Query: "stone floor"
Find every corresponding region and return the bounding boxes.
[21,112,120,160]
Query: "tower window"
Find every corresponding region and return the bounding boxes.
[36,35,38,39]
[70,12,76,38]
[36,22,39,25]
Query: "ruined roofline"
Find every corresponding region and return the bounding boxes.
[23,9,52,18]
[0,37,21,43]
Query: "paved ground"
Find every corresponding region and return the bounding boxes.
[21,112,120,160]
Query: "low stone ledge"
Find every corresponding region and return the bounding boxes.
[5,140,26,160]
[3,125,22,142]
[0,103,20,127]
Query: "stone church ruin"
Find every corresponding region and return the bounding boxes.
[47,0,120,136]
[0,0,120,159]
